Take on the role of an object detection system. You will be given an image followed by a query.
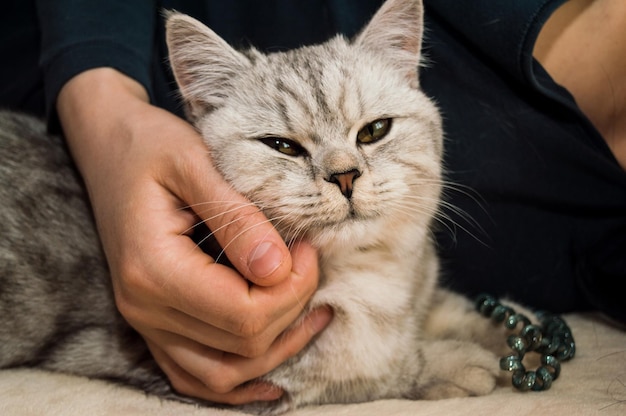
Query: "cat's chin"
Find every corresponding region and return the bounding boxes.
[303,216,388,250]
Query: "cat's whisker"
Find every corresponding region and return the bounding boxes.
[392,196,488,247]
[393,195,477,244]
[284,219,311,248]
[436,197,490,246]
[183,204,268,264]
[177,200,259,222]
[381,196,455,239]
[178,200,257,210]
[190,215,251,263]
[178,201,259,237]
[438,179,491,227]
[211,213,301,264]
[403,194,471,228]
[403,180,488,243]
[189,203,300,266]
[383,199,439,224]
[410,177,487,214]
[192,202,260,223]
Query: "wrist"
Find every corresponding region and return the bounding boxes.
[57,67,150,146]
[57,68,152,184]
[58,66,148,104]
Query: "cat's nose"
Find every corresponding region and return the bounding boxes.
[327,169,361,199]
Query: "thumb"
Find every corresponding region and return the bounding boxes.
[163,125,291,286]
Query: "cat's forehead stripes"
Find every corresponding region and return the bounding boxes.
[249,41,365,146]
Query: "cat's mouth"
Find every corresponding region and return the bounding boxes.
[273,209,373,243]
[346,205,366,221]
[314,205,377,229]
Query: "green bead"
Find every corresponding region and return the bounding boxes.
[555,340,576,361]
[512,370,535,391]
[507,335,528,356]
[476,294,497,317]
[492,304,514,322]
[541,355,561,380]
[534,366,553,391]
[500,355,525,372]
[520,325,543,350]
[505,313,531,330]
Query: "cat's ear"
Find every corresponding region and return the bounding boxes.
[165,11,250,119]
[355,0,424,88]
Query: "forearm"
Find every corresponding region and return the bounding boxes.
[56,68,157,225]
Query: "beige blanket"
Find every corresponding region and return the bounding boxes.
[1,313,624,416]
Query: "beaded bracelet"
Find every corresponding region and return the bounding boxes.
[475,294,576,391]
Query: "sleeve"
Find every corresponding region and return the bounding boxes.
[422,0,566,85]
[36,0,157,117]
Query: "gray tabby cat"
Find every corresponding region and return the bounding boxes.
[0,0,522,414]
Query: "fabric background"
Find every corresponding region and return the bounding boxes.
[1,313,624,416]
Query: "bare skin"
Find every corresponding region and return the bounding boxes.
[57,67,333,404]
[534,0,626,169]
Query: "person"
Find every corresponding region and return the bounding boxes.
[421,0,626,326]
[1,0,624,406]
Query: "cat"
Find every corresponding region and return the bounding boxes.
[0,0,521,414]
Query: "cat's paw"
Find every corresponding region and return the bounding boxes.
[417,340,500,399]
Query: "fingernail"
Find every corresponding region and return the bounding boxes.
[307,306,334,334]
[248,241,284,279]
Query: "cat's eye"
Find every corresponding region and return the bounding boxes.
[259,137,307,157]
[357,118,392,144]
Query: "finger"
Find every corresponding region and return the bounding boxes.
[147,306,333,400]
[142,297,312,357]
[146,340,284,405]
[160,124,291,286]
[148,234,319,341]
[283,239,318,284]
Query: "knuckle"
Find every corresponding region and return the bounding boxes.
[114,262,145,295]
[168,376,196,397]
[235,314,268,339]
[234,338,269,359]
[112,293,135,321]
[110,263,153,324]
[302,277,319,297]
[110,283,138,320]
[230,318,274,358]
[167,362,239,397]
[200,371,238,394]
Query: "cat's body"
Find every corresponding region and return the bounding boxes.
[0,0,519,414]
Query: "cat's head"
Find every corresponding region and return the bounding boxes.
[166,0,442,248]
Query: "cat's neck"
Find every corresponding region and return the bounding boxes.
[316,216,432,270]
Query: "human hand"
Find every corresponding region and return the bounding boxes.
[57,68,332,404]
